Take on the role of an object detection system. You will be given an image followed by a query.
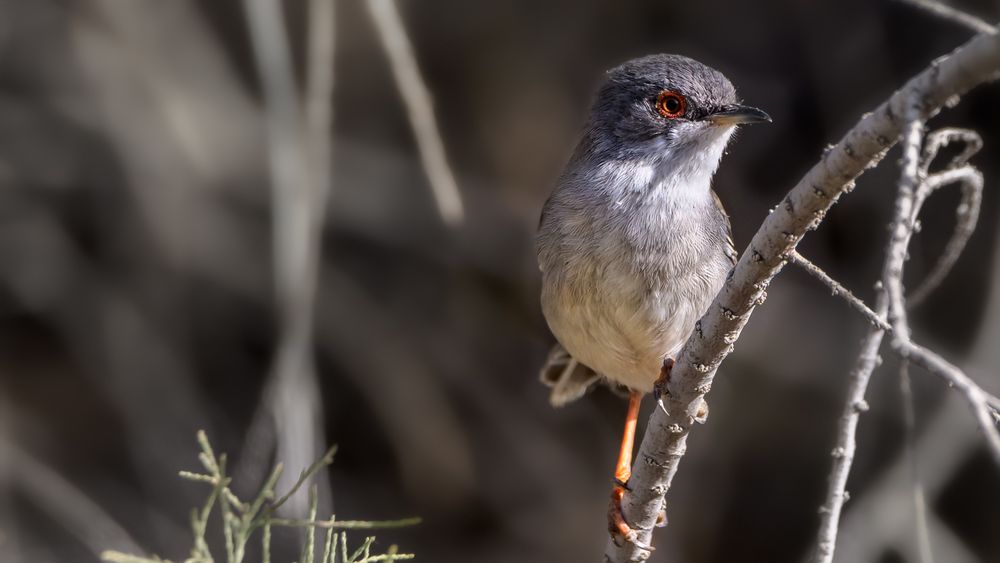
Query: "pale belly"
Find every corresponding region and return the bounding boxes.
[541,258,721,393]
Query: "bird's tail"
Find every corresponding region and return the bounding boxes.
[539,344,601,407]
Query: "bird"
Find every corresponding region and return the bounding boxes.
[536,54,769,549]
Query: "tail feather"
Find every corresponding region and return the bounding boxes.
[539,344,601,407]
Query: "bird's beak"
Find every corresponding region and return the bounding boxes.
[705,104,771,125]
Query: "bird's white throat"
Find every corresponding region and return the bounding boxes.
[602,124,736,210]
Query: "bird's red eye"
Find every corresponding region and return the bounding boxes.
[656,90,686,118]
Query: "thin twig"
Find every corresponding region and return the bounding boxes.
[813,289,887,562]
[302,486,319,563]
[263,523,272,563]
[899,359,934,563]
[4,439,144,558]
[322,526,336,563]
[100,553,168,563]
[908,166,983,305]
[824,395,983,563]
[897,0,996,34]
[899,341,1000,467]
[268,517,423,530]
[365,0,464,226]
[918,128,983,175]
[788,250,891,330]
[909,128,983,305]
[885,116,925,338]
[268,445,338,515]
[305,0,337,280]
[358,554,414,562]
[307,0,336,200]
[242,0,332,516]
[348,537,375,563]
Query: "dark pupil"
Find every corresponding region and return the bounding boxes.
[664,97,680,112]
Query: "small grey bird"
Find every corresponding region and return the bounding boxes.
[536,54,769,546]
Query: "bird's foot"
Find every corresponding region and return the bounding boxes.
[695,399,710,423]
[608,481,654,551]
[653,357,674,414]
[653,357,710,422]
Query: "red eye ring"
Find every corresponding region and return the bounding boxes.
[656,90,686,118]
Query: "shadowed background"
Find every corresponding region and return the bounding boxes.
[1,0,999,562]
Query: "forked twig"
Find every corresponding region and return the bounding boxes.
[365,0,464,226]
[896,0,996,34]
[814,110,999,563]
[898,342,1000,466]
[788,250,891,331]
[908,129,984,305]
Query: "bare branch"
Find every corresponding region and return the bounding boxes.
[241,0,333,515]
[814,108,997,562]
[918,128,982,174]
[812,290,887,562]
[897,0,996,34]
[908,128,984,305]
[828,221,1000,558]
[907,165,982,305]
[788,250,891,331]
[898,360,934,563]
[885,116,926,339]
[306,0,336,215]
[899,341,1000,467]
[365,0,464,226]
[826,395,985,563]
[606,26,1000,563]
[4,439,144,557]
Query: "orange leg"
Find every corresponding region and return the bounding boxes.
[614,391,642,487]
[609,391,650,548]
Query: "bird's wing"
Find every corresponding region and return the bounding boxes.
[711,189,738,266]
[539,344,601,407]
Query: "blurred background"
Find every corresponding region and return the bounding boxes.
[1,0,999,562]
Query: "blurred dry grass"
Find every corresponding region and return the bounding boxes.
[0,1,999,562]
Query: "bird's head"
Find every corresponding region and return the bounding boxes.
[588,54,770,162]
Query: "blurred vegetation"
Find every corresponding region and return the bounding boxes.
[101,432,417,563]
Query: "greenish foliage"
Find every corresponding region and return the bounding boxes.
[102,431,419,563]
